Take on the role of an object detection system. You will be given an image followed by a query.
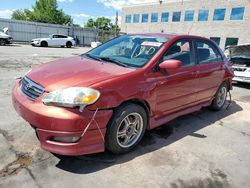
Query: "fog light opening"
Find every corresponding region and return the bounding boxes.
[51,136,80,143]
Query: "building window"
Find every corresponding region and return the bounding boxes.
[198,10,209,21]
[172,11,181,22]
[125,15,131,23]
[213,8,226,21]
[161,12,169,22]
[230,7,245,20]
[151,13,158,22]
[142,14,149,23]
[133,14,140,23]
[225,38,239,47]
[210,37,221,46]
[184,10,194,21]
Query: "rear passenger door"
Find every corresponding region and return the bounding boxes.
[195,40,225,103]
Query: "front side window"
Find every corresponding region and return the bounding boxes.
[86,35,169,68]
[142,14,149,23]
[161,12,169,22]
[184,10,194,21]
[196,40,223,64]
[163,40,195,67]
[125,15,131,23]
[151,13,158,23]
[230,7,245,20]
[198,10,209,21]
[213,8,226,21]
[172,11,181,22]
[133,14,140,23]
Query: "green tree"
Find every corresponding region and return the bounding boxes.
[11,0,72,25]
[84,17,120,32]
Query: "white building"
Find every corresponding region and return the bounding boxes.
[121,0,250,49]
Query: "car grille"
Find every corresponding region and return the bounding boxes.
[21,76,45,100]
[232,67,247,72]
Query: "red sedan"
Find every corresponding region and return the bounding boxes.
[12,33,234,155]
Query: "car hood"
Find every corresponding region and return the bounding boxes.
[229,44,250,58]
[0,32,9,38]
[27,56,134,91]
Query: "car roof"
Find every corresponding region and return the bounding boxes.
[129,32,208,40]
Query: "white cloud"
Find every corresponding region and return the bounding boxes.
[97,0,158,10]
[0,9,15,18]
[57,0,74,3]
[72,13,91,18]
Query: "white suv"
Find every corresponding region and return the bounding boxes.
[31,34,76,48]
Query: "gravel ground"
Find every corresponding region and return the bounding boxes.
[0,44,250,188]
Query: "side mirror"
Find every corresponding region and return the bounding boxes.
[159,59,182,70]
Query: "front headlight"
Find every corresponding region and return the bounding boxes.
[42,87,100,109]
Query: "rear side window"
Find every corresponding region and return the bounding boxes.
[196,40,223,64]
[163,40,195,67]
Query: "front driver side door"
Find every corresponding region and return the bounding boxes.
[154,39,199,118]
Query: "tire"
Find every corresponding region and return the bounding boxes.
[106,103,147,154]
[209,82,227,111]
[66,41,72,48]
[41,41,48,47]
[0,39,6,46]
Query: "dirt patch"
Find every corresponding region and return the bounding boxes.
[0,129,14,142]
[169,169,231,188]
[0,154,33,178]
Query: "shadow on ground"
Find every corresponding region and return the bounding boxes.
[55,101,242,174]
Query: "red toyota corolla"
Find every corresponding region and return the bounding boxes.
[12,33,234,155]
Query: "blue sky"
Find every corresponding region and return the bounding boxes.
[0,0,158,26]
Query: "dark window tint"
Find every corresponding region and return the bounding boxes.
[52,35,59,38]
[133,14,140,23]
[230,7,245,20]
[196,40,223,64]
[151,13,158,22]
[225,38,239,47]
[210,37,221,46]
[58,35,67,38]
[161,12,169,22]
[184,10,194,21]
[172,11,181,22]
[163,40,195,67]
[142,14,149,23]
[213,8,226,21]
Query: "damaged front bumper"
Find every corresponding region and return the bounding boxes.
[12,81,113,156]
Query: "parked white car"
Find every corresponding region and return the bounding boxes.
[0,28,13,45]
[226,44,250,84]
[31,34,75,48]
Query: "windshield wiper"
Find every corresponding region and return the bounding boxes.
[99,57,128,67]
[84,53,103,62]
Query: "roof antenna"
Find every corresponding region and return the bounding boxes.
[159,0,163,5]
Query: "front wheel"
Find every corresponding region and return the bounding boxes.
[66,41,72,48]
[0,39,6,45]
[209,82,227,111]
[106,103,147,154]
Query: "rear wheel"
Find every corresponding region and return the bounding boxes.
[41,41,48,47]
[66,41,72,48]
[106,103,147,154]
[209,82,227,111]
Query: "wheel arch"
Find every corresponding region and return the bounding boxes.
[115,98,151,129]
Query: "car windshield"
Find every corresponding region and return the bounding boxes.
[84,35,169,68]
